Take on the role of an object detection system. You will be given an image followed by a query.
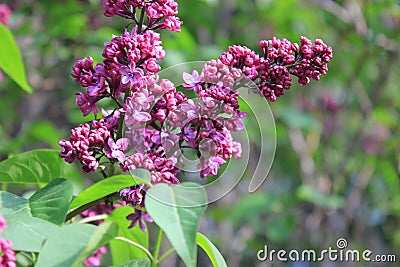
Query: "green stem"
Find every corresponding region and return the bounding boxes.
[78,214,108,224]
[107,163,115,177]
[137,8,145,34]
[116,88,131,140]
[158,248,175,264]
[65,193,118,222]
[151,227,163,267]
[114,236,154,260]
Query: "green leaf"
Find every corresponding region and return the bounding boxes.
[70,175,151,209]
[35,224,96,267]
[0,23,33,93]
[113,258,150,267]
[106,206,149,265]
[71,222,119,266]
[296,185,345,209]
[196,233,227,267]
[29,178,73,226]
[145,182,207,267]
[0,179,72,226]
[0,191,29,215]
[0,149,68,184]
[0,214,58,252]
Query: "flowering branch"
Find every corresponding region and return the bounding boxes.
[58,1,332,265]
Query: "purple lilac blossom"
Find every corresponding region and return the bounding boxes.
[103,0,183,32]
[126,209,153,231]
[61,0,333,234]
[220,36,333,101]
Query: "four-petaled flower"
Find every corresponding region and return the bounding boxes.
[120,62,145,88]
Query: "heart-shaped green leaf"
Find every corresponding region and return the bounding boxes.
[145,182,207,267]
[0,214,58,252]
[0,23,33,93]
[0,149,68,184]
[29,178,73,225]
[0,179,73,226]
[70,175,151,209]
[0,178,72,226]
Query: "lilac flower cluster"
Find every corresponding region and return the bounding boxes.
[0,215,16,267]
[60,0,332,232]
[103,0,182,32]
[71,27,165,117]
[59,117,127,173]
[220,36,333,101]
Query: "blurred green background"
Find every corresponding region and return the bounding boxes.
[0,0,399,266]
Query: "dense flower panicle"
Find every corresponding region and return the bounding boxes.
[219,36,333,101]
[71,29,165,117]
[220,45,261,79]
[258,65,292,101]
[102,29,165,72]
[183,60,243,116]
[150,81,187,123]
[62,0,333,235]
[163,98,243,178]
[103,0,183,32]
[293,37,333,85]
[103,0,144,18]
[0,215,16,267]
[0,4,11,26]
[58,120,122,173]
[71,57,96,87]
[202,59,242,88]
[259,37,298,64]
[162,15,183,32]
